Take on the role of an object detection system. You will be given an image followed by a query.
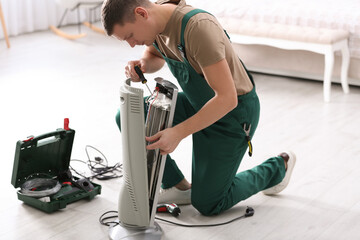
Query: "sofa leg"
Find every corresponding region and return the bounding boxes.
[340,41,350,94]
[323,51,334,102]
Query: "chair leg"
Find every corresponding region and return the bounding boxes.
[323,51,335,102]
[0,3,10,48]
[340,41,350,94]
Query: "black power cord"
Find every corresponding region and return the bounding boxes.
[70,145,123,180]
[99,207,254,228]
[99,211,120,226]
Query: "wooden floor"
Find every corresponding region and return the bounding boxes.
[1,25,360,240]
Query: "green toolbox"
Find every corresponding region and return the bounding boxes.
[11,119,101,213]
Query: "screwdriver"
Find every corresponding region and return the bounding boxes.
[134,65,152,94]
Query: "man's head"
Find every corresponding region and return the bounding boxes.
[101,0,151,35]
[102,0,156,47]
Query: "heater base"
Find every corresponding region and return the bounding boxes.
[109,221,162,240]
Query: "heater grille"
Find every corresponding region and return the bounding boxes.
[124,171,138,212]
[130,95,141,114]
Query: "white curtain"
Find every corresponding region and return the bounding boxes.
[0,0,101,39]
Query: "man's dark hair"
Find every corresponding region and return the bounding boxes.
[101,0,151,36]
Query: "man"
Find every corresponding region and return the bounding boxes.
[102,0,296,216]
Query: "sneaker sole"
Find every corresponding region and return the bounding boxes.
[263,151,296,195]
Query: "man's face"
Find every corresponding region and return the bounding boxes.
[112,11,156,48]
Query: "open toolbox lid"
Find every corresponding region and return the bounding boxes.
[11,126,75,189]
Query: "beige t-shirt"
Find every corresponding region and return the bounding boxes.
[155,0,253,95]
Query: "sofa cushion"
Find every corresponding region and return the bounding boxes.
[217,18,349,44]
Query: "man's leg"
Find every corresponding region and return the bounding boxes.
[191,91,286,215]
[191,135,286,216]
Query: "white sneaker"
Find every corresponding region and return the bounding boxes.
[263,151,296,195]
[157,187,191,205]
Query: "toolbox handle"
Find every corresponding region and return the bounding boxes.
[22,129,69,146]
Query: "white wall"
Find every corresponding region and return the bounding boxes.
[0,0,101,39]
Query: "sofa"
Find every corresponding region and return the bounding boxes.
[187,0,360,86]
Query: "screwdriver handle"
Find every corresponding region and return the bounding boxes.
[134,65,147,84]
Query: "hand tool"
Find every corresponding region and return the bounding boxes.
[243,123,253,157]
[134,65,152,94]
[156,203,181,217]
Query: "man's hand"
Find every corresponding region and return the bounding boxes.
[145,127,183,155]
[125,60,146,82]
[125,45,166,82]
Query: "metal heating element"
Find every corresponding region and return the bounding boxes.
[146,78,178,215]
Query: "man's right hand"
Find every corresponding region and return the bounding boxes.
[125,45,166,81]
[125,60,146,82]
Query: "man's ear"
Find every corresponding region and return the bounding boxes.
[134,7,148,19]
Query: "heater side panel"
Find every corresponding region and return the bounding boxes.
[118,84,150,227]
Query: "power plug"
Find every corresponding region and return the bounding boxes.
[94,157,104,163]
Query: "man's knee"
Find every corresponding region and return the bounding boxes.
[191,195,222,216]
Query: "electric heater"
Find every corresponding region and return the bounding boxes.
[109,77,178,240]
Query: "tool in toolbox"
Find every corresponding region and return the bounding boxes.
[11,118,101,213]
[156,203,181,217]
[243,123,253,157]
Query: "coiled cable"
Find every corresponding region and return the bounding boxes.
[20,175,61,198]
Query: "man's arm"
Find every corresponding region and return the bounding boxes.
[141,45,166,73]
[146,58,238,154]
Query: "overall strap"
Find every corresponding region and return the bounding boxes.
[153,40,165,57]
[154,8,232,62]
[177,9,209,60]
[178,9,254,86]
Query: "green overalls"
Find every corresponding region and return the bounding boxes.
[116,9,286,216]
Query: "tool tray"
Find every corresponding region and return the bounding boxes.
[11,126,101,213]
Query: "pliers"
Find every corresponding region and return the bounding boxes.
[243,123,253,157]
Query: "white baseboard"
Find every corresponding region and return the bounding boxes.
[248,66,360,87]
